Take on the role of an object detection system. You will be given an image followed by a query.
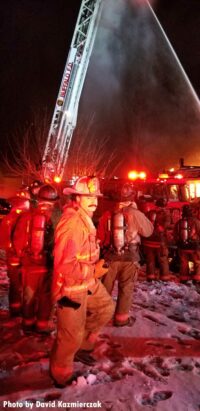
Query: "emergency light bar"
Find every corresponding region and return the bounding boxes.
[128,170,146,180]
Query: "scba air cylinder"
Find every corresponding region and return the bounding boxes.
[112,211,126,253]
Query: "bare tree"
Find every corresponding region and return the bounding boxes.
[2,109,49,184]
[3,112,120,183]
[66,116,120,179]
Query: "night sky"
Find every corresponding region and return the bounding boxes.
[0,0,200,176]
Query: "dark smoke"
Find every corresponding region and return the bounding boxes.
[75,0,200,176]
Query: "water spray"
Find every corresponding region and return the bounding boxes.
[146,0,200,110]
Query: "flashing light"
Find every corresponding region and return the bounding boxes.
[138,171,146,179]
[17,191,25,197]
[169,168,175,172]
[16,209,22,214]
[128,170,146,180]
[174,174,183,179]
[53,176,62,183]
[158,173,169,179]
[128,170,138,180]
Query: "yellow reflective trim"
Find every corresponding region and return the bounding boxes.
[63,279,95,293]
[76,250,99,261]
[76,253,90,260]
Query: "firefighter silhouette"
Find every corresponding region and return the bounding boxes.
[143,198,171,281]
[0,196,31,316]
[12,184,61,333]
[97,184,153,326]
[174,205,200,282]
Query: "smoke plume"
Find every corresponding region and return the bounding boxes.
[75,0,200,176]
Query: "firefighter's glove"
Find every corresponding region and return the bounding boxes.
[95,259,109,279]
[57,296,81,310]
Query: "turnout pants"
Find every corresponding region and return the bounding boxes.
[22,264,52,331]
[103,260,138,315]
[50,280,114,385]
[179,249,200,281]
[7,263,22,316]
[145,244,169,279]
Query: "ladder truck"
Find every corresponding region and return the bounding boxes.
[42,0,103,183]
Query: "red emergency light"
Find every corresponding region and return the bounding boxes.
[53,176,62,183]
[158,173,169,179]
[138,171,146,179]
[128,170,146,180]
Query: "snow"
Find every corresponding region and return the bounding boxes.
[1,261,200,410]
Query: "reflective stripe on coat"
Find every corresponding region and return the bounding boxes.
[52,206,100,302]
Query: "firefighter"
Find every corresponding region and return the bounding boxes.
[29,180,44,200]
[174,204,200,282]
[143,198,171,281]
[0,196,31,316]
[12,184,61,333]
[97,184,153,327]
[50,176,115,388]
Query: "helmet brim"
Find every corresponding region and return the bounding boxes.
[63,187,103,196]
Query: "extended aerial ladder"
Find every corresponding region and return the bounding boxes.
[42,0,103,182]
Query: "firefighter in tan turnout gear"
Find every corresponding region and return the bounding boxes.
[97,184,153,327]
[174,204,200,282]
[143,198,171,281]
[0,196,31,316]
[12,184,60,333]
[50,176,114,388]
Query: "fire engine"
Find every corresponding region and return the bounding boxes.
[42,0,103,183]
[167,158,200,204]
[97,170,192,231]
[100,172,189,207]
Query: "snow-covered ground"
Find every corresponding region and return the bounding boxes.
[1,261,200,411]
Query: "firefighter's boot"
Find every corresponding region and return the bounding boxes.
[50,365,75,388]
[160,273,171,281]
[74,350,96,366]
[114,313,130,327]
[180,274,190,283]
[35,319,55,335]
[147,273,157,281]
[192,274,200,283]
[22,319,36,335]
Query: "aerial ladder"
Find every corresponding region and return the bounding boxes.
[42,0,103,182]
